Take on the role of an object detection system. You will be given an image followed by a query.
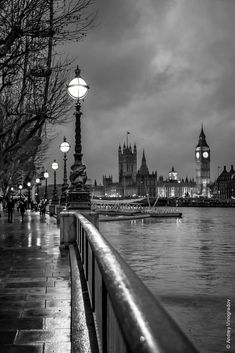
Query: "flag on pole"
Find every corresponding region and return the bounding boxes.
[126,131,130,147]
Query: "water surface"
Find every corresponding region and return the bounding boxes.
[100,207,235,353]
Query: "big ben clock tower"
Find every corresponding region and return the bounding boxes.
[195,125,210,196]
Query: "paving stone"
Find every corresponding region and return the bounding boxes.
[5,281,54,288]
[45,318,71,329]
[0,318,43,330]
[22,308,70,318]
[54,281,71,287]
[45,300,71,308]
[9,271,49,277]
[27,293,70,300]
[4,277,51,283]
[0,301,45,310]
[0,288,46,294]
[46,287,70,295]
[48,276,70,281]
[0,294,27,301]
[0,310,22,319]
[0,331,17,344]
[0,345,43,353]
[44,342,71,353]
[15,329,70,343]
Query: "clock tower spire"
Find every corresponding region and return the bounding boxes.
[195,125,210,196]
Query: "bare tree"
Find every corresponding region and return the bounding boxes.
[0,0,95,195]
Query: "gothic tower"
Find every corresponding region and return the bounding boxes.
[136,150,157,198]
[195,125,210,196]
[138,150,149,176]
[118,143,137,193]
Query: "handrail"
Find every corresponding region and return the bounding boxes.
[72,212,200,353]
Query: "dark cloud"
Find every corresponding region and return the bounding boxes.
[47,0,235,184]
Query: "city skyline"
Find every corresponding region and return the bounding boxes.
[46,0,235,185]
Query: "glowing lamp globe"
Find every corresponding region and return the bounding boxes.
[60,140,70,153]
[44,171,49,179]
[36,178,40,184]
[52,161,58,170]
[27,182,31,187]
[67,66,89,100]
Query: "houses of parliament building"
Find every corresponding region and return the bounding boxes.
[92,127,234,200]
[100,140,197,199]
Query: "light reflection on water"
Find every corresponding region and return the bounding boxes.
[100,207,235,353]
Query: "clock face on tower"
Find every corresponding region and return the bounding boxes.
[203,151,209,158]
[196,152,200,159]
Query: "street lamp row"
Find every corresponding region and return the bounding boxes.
[47,65,90,209]
[18,66,90,209]
[45,137,71,206]
[60,137,70,205]
[66,66,90,209]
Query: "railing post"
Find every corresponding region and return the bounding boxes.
[102,279,107,353]
[60,211,77,245]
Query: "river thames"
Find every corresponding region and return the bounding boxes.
[100,207,235,353]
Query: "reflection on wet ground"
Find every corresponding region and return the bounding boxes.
[0,210,60,249]
[0,210,71,353]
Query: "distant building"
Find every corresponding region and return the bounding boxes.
[195,125,210,196]
[118,143,137,196]
[216,165,235,199]
[93,130,204,199]
[156,168,197,198]
[98,143,157,198]
[168,166,178,181]
[91,180,104,197]
[102,175,121,197]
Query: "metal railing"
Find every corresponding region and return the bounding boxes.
[71,212,200,353]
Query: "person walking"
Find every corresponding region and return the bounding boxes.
[7,199,14,223]
[19,200,26,222]
[40,200,46,218]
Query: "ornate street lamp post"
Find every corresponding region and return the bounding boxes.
[51,160,59,204]
[35,178,40,204]
[27,182,31,209]
[60,137,70,205]
[67,66,91,209]
[44,171,49,202]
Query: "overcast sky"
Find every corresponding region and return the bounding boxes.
[46,0,235,184]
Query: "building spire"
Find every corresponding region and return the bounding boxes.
[139,149,149,175]
[196,124,209,148]
[142,149,146,162]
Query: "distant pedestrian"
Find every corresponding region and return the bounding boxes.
[39,200,46,218]
[7,199,14,223]
[19,200,26,222]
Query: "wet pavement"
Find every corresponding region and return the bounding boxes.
[0,210,71,353]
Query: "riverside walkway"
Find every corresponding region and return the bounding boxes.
[0,210,72,353]
[0,209,200,353]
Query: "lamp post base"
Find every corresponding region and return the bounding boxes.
[67,190,91,210]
